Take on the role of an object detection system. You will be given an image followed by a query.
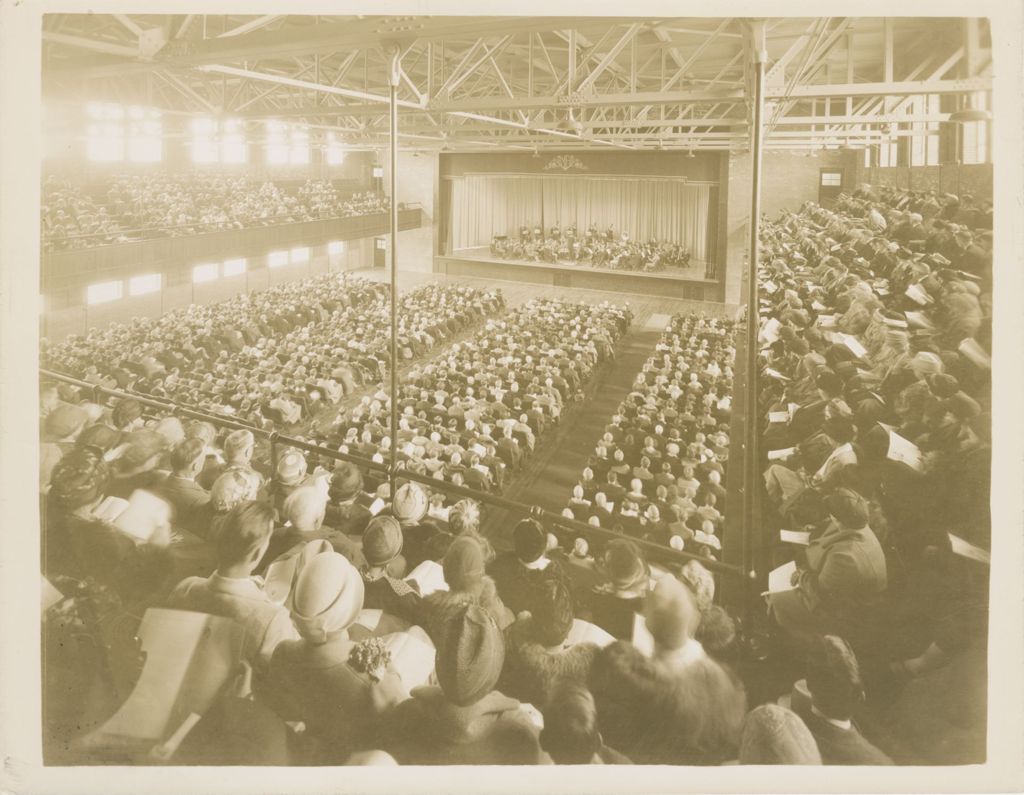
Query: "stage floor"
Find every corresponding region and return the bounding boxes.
[454,246,709,281]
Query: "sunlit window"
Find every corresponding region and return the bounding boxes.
[268,250,289,268]
[127,106,162,163]
[878,138,898,168]
[326,132,345,165]
[192,263,219,283]
[266,120,290,165]
[86,280,123,305]
[86,103,125,162]
[223,257,247,277]
[909,95,940,167]
[290,126,310,165]
[290,247,310,263]
[221,119,247,164]
[190,117,219,163]
[961,92,990,165]
[128,274,162,296]
[328,240,344,256]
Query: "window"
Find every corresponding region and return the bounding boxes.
[909,94,940,167]
[961,92,990,165]
[268,250,289,268]
[191,117,246,164]
[86,103,125,162]
[375,238,387,250]
[221,119,247,164]
[372,166,384,178]
[328,240,344,256]
[128,274,162,296]
[190,117,219,163]
[326,132,345,165]
[863,147,873,168]
[223,257,247,277]
[86,280,123,305]
[820,171,842,187]
[266,120,309,165]
[290,247,310,263]
[878,138,898,168]
[192,263,219,283]
[127,106,162,162]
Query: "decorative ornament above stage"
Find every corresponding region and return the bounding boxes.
[543,155,589,172]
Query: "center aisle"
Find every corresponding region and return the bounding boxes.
[482,315,667,549]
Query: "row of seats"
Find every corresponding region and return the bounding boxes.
[565,312,737,561]
[42,275,504,435]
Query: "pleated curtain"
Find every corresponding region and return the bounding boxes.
[449,174,712,261]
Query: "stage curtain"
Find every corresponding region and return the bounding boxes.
[450,175,712,261]
[449,175,545,251]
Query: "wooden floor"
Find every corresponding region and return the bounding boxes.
[353,266,737,327]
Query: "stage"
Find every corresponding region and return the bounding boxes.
[434,247,722,302]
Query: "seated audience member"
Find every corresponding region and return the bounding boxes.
[192,467,260,542]
[166,501,299,670]
[263,550,407,761]
[588,576,747,764]
[488,518,569,616]
[448,499,495,563]
[500,578,599,708]
[154,437,211,524]
[789,635,893,765]
[738,704,822,765]
[359,515,424,625]
[381,604,545,765]
[539,681,632,764]
[390,481,442,570]
[326,461,373,536]
[424,536,513,640]
[768,488,887,649]
[584,539,650,640]
[45,447,174,603]
[40,403,91,491]
[106,429,169,499]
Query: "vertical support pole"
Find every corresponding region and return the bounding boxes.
[388,47,401,494]
[743,20,768,621]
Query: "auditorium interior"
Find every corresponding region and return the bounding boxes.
[33,14,998,770]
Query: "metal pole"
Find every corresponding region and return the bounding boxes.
[743,22,767,616]
[388,48,401,494]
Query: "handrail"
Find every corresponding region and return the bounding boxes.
[41,367,748,579]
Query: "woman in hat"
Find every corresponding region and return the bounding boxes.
[263,550,408,762]
[584,539,651,641]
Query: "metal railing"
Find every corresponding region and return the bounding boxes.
[41,367,749,580]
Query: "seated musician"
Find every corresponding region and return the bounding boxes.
[550,224,561,241]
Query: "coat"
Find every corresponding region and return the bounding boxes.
[794,704,893,765]
[262,634,408,760]
[380,686,544,765]
[769,522,887,640]
[588,640,746,765]
[498,617,599,708]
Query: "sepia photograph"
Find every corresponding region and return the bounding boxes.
[1,1,1022,793]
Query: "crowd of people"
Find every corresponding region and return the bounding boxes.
[41,275,501,435]
[565,313,736,565]
[489,223,693,272]
[754,182,991,763]
[41,174,390,251]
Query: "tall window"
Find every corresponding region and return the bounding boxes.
[86,103,125,162]
[126,106,162,162]
[909,94,940,167]
[128,274,162,296]
[190,117,247,164]
[86,280,123,305]
[878,137,898,168]
[961,92,990,165]
[190,117,220,163]
[326,132,345,165]
[266,121,309,165]
[222,119,247,163]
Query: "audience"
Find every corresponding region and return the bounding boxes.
[42,173,390,251]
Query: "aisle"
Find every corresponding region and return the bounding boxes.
[482,314,667,549]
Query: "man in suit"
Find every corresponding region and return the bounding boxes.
[792,635,893,765]
[154,437,211,526]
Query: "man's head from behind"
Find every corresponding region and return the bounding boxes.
[170,437,207,479]
[215,500,276,575]
[540,681,603,764]
[283,485,328,534]
[806,634,865,721]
